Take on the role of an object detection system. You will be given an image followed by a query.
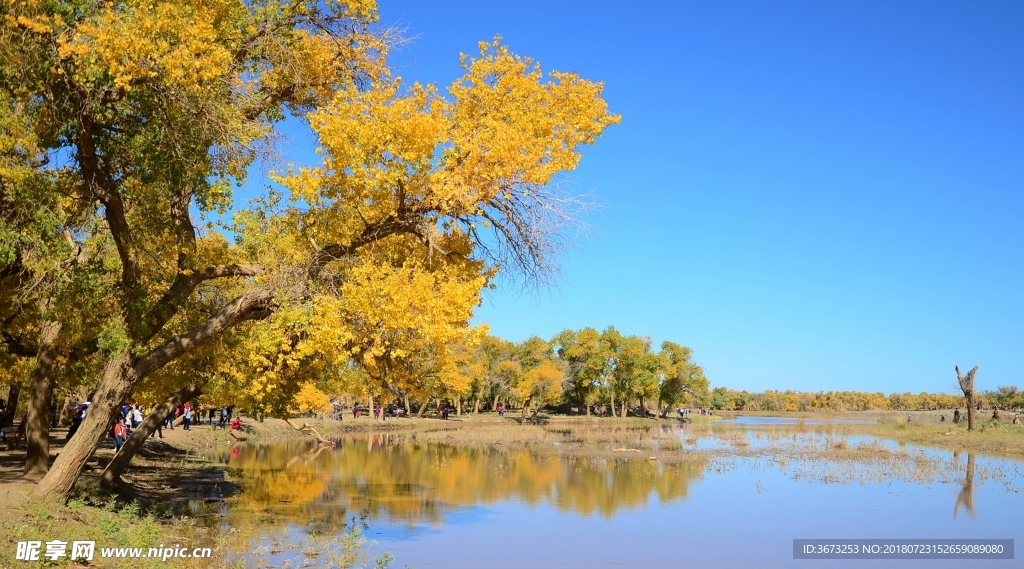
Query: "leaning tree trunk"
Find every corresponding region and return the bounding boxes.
[4,383,21,428]
[956,365,979,432]
[35,287,274,498]
[34,351,137,498]
[24,318,63,480]
[416,397,428,418]
[100,385,200,487]
[492,393,500,413]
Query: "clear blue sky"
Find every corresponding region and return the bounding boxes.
[259,1,1024,394]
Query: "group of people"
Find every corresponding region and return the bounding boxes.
[161,402,194,431]
[111,402,148,453]
[942,407,1021,425]
[159,403,240,431]
[349,403,410,420]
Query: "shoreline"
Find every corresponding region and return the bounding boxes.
[1,409,1020,567]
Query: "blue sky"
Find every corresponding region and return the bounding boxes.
[258,1,1024,394]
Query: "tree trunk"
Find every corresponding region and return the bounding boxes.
[24,318,63,480]
[37,285,272,498]
[4,383,21,427]
[368,393,374,417]
[609,390,615,419]
[585,397,590,416]
[965,391,975,431]
[34,351,137,498]
[416,397,428,418]
[956,366,978,432]
[455,395,462,416]
[474,393,482,414]
[100,385,200,487]
[403,393,410,415]
[621,396,628,418]
[492,393,500,413]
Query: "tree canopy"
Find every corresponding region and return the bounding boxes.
[0,0,618,496]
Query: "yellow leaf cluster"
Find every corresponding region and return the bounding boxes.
[291,381,333,414]
[56,0,239,92]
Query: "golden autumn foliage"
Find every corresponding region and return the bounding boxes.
[1,0,625,496]
[706,387,965,412]
[205,37,620,413]
[292,381,333,415]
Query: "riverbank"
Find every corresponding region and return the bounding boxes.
[0,425,230,568]
[1,408,1020,567]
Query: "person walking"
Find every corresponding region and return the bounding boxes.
[131,405,143,429]
[113,420,128,453]
[183,402,193,431]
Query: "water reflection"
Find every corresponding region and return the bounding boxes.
[212,434,707,528]
[199,425,1024,569]
[954,453,975,519]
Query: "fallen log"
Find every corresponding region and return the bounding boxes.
[284,417,334,446]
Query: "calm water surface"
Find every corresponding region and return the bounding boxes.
[199,421,1024,568]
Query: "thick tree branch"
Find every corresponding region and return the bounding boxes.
[133,288,274,378]
[76,107,140,299]
[307,216,424,280]
[137,263,267,343]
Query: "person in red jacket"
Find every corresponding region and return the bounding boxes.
[113,421,128,453]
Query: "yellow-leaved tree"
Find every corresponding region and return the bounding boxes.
[6,0,617,497]
[292,382,334,416]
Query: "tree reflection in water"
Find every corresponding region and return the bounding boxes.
[211,434,706,530]
[954,452,975,520]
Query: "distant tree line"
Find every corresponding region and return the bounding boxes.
[702,386,1023,412]
[287,326,710,421]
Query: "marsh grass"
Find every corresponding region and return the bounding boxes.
[868,419,1024,458]
[238,523,390,569]
[0,494,218,569]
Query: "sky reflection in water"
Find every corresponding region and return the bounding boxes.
[204,423,1023,569]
